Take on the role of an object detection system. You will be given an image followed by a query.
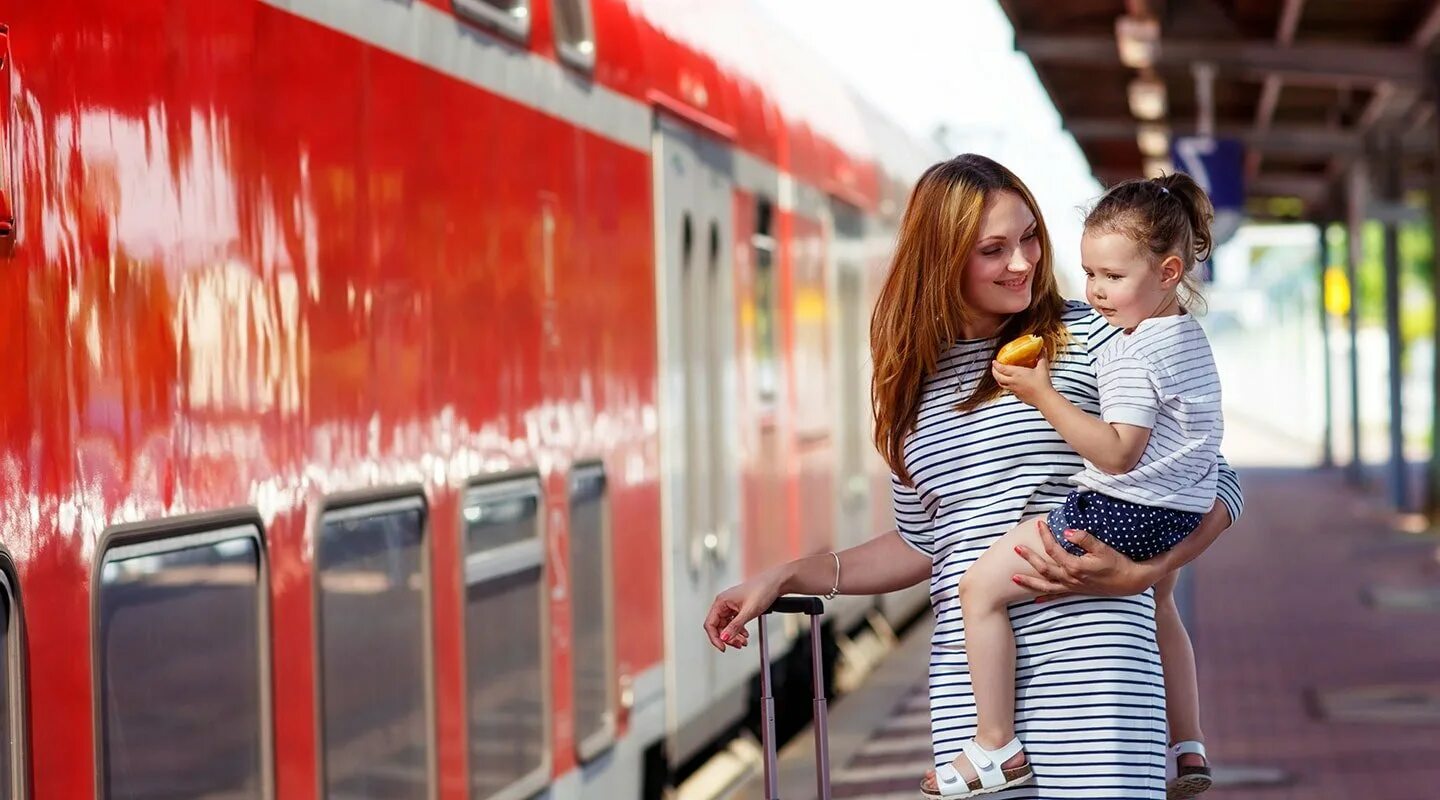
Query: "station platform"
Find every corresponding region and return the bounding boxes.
[729,428,1440,799]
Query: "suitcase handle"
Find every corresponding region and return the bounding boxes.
[765,595,824,616]
[757,596,830,800]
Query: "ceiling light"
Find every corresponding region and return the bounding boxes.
[1128,75,1168,121]
[1116,15,1159,69]
[1137,123,1170,157]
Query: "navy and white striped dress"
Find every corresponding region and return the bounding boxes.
[892,301,1243,798]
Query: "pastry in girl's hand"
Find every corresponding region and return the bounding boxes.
[996,334,1042,368]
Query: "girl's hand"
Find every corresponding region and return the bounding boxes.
[1011,520,1162,600]
[992,356,1054,408]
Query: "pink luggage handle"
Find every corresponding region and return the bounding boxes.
[757,596,830,800]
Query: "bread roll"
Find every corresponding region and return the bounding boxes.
[996,334,1042,368]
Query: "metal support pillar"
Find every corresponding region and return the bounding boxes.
[1431,188,1440,518]
[1345,164,1366,485]
[1318,222,1336,468]
[1381,133,1408,511]
[1426,50,1440,521]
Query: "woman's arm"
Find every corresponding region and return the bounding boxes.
[993,358,1150,474]
[1011,501,1233,599]
[1215,455,1244,522]
[702,530,931,651]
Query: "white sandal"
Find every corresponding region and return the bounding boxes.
[921,737,1034,799]
[1166,740,1213,799]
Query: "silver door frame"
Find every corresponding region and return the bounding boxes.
[653,114,746,764]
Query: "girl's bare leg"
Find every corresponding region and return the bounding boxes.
[923,519,1044,787]
[1155,569,1206,768]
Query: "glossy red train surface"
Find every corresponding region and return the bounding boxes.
[0,1,937,797]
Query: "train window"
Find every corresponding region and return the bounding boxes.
[317,497,431,799]
[752,197,779,406]
[96,524,268,800]
[454,0,532,41]
[462,477,549,799]
[568,463,614,760]
[553,0,596,71]
[0,566,23,800]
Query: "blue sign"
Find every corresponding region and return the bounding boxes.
[1171,136,1245,248]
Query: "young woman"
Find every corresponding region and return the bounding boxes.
[702,155,1243,798]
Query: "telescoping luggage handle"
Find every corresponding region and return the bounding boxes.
[757,596,830,800]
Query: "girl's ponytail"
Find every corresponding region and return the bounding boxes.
[1154,172,1214,266]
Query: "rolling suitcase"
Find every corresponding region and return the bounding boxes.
[756,596,831,800]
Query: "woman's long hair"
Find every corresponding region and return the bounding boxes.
[871,154,1069,486]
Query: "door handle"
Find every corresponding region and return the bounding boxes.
[687,528,710,577]
[709,524,730,564]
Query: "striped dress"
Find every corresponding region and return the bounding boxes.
[892,301,1243,798]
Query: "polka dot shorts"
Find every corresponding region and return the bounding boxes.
[1045,490,1203,562]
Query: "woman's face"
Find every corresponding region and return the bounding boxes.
[960,190,1041,337]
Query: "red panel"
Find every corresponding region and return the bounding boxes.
[588,0,649,101]
[567,127,663,680]
[733,78,782,171]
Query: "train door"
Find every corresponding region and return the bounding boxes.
[653,117,747,761]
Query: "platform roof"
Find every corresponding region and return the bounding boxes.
[998,0,1440,221]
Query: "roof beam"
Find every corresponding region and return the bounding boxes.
[1065,117,1433,156]
[1016,35,1424,86]
[1253,79,1282,138]
[1352,2,1440,132]
[1092,166,1329,202]
[1275,0,1306,43]
[1249,174,1329,201]
[1418,1,1440,47]
[1327,1,1440,185]
[1249,0,1307,178]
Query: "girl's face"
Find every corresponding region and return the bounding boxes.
[1079,231,1182,330]
[960,190,1041,338]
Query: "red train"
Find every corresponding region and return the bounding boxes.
[0,1,938,797]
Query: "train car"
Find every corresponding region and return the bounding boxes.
[0,0,938,797]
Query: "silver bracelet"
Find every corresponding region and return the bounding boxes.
[825,551,841,600]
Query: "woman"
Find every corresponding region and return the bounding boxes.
[702,155,1243,798]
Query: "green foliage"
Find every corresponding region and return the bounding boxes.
[1330,221,1435,346]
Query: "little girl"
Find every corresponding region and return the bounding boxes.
[924,173,1223,799]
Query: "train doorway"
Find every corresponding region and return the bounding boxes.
[652,116,749,764]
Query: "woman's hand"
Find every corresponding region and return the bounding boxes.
[1011,520,1163,600]
[703,532,932,650]
[703,569,786,652]
[992,356,1055,408]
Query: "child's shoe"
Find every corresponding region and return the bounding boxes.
[920,737,1033,799]
[1166,740,1213,799]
